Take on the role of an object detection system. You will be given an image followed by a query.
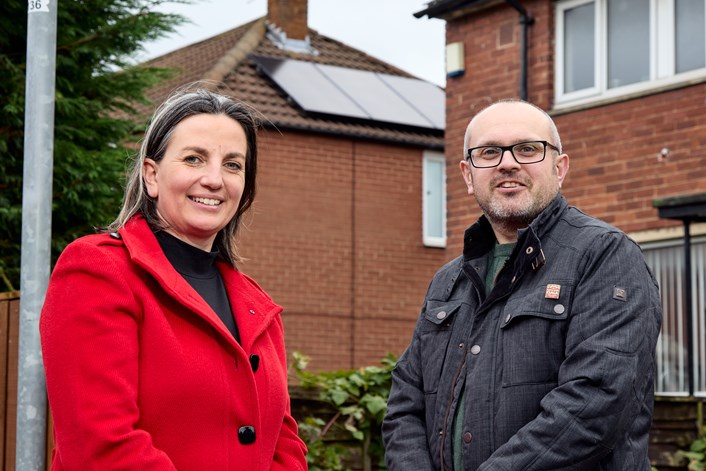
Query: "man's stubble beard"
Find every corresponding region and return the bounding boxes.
[476,184,559,232]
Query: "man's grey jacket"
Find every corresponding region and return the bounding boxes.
[382,196,663,470]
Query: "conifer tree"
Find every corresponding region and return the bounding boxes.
[0,0,189,290]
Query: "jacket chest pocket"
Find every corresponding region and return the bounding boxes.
[419,300,465,394]
[499,283,574,387]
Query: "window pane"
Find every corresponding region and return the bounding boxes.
[424,159,443,238]
[423,157,445,242]
[643,238,706,396]
[692,241,706,394]
[608,0,650,88]
[645,244,687,394]
[563,2,595,92]
[676,0,706,73]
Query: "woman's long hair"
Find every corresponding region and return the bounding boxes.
[104,85,260,266]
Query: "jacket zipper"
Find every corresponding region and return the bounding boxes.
[440,350,468,471]
[439,271,482,471]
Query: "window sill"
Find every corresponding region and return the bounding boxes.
[423,237,447,249]
[552,73,706,116]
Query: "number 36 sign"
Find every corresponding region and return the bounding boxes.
[28,0,50,13]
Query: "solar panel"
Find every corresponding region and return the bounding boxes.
[316,63,433,128]
[252,55,369,119]
[251,55,444,131]
[378,74,446,129]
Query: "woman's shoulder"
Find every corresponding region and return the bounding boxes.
[64,231,126,251]
[56,231,131,271]
[63,214,148,256]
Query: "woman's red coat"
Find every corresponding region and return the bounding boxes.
[40,215,307,470]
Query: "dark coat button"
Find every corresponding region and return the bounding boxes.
[238,426,256,444]
[463,431,473,443]
[249,354,259,372]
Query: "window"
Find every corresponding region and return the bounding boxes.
[607,0,650,88]
[643,237,706,396]
[555,0,706,106]
[422,151,446,248]
[676,0,706,73]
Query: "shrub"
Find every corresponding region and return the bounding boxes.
[292,352,396,471]
[677,427,706,471]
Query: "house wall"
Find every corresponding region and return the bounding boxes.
[443,0,706,252]
[442,2,706,469]
[236,129,447,371]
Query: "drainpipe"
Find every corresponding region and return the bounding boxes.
[683,219,695,396]
[505,0,534,100]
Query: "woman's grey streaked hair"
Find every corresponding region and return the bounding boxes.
[104,84,260,266]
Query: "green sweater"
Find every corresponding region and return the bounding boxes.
[452,242,514,470]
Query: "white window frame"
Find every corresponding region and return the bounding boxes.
[555,0,602,103]
[422,151,446,248]
[555,0,706,109]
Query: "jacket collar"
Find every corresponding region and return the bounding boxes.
[523,194,567,241]
[118,215,281,352]
[458,196,567,308]
[462,195,567,261]
[461,195,568,296]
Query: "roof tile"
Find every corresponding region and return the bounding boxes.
[140,17,443,148]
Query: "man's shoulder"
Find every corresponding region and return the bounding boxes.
[556,205,642,252]
[561,205,625,236]
[434,255,463,278]
[425,256,464,298]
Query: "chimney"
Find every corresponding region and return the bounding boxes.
[267,0,308,41]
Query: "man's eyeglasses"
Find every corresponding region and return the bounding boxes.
[466,140,560,168]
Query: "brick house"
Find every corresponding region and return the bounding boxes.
[141,0,447,371]
[415,0,706,468]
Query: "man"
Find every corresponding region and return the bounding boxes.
[382,99,662,470]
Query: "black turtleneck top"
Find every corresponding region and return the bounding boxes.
[155,231,240,343]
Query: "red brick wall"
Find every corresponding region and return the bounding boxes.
[444,1,706,251]
[267,0,308,40]
[237,129,446,370]
[556,87,706,233]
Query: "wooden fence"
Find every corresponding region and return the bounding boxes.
[0,291,52,471]
[0,291,20,470]
[0,290,704,470]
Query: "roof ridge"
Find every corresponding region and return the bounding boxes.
[203,18,266,84]
[308,29,415,79]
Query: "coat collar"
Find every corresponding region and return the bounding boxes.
[462,195,567,262]
[118,215,281,352]
[461,196,568,306]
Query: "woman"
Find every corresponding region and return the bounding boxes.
[40,86,308,470]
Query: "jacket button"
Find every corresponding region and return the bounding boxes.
[463,431,473,443]
[249,354,260,372]
[470,345,481,355]
[238,426,256,444]
[436,311,447,320]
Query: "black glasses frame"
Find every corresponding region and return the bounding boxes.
[466,140,561,168]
